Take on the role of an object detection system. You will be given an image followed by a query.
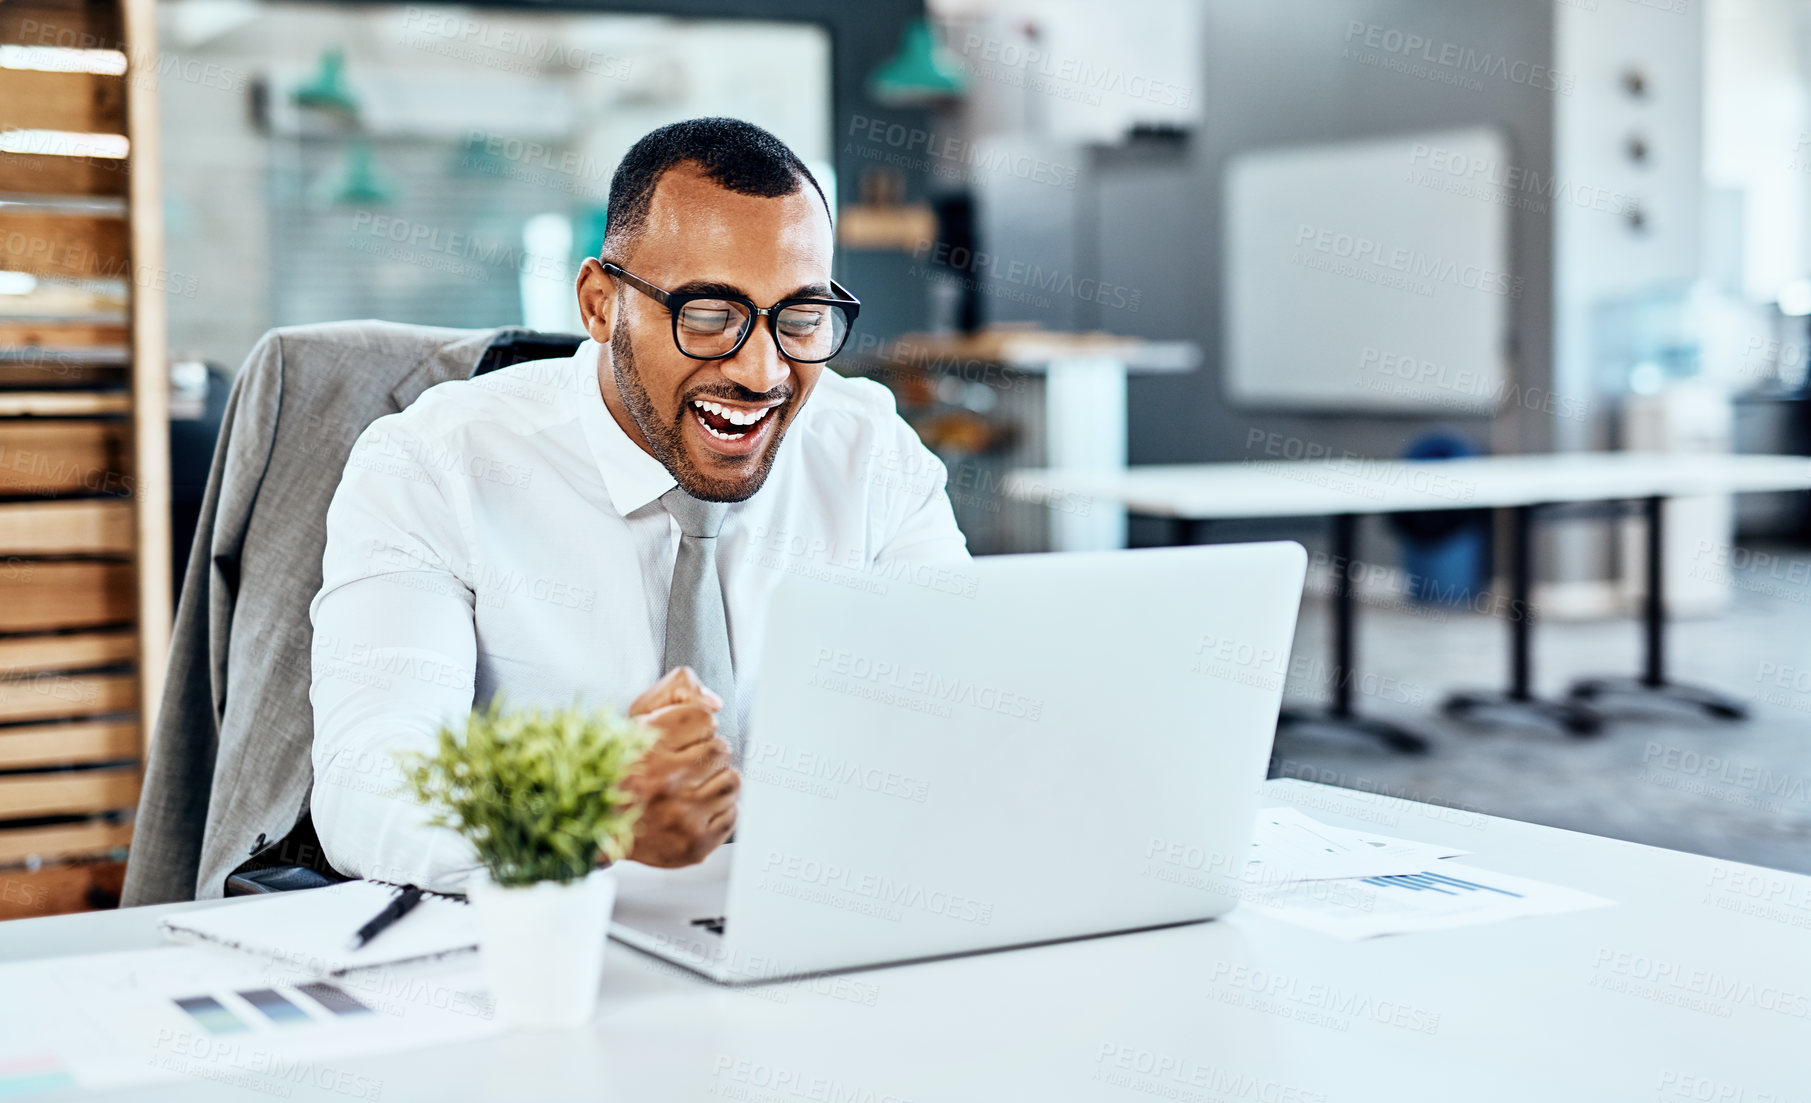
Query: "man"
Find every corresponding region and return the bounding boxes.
[309,118,968,891]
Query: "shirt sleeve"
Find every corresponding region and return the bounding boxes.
[309,414,485,893]
[867,395,972,569]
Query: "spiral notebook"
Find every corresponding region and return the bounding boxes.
[161,880,479,977]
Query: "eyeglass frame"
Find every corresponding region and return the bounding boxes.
[601,261,862,364]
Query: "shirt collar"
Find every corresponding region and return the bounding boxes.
[570,338,678,518]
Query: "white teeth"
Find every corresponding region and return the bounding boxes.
[695,410,746,441]
[691,399,773,427]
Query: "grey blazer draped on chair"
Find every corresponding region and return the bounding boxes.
[122,320,519,906]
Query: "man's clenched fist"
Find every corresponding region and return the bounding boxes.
[620,666,739,868]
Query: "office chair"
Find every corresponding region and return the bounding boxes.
[123,322,584,903]
[227,328,584,896]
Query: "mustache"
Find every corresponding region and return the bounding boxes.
[683,383,792,405]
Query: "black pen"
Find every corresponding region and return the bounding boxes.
[348,885,424,951]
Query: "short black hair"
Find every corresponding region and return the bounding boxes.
[601,117,828,258]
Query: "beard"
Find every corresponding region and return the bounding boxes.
[610,320,790,504]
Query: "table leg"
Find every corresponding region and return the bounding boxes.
[1330,512,1356,719]
[1444,505,1605,737]
[1044,357,1129,552]
[1568,496,1749,720]
[1510,502,1532,701]
[1276,513,1430,754]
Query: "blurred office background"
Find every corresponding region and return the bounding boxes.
[6,0,1811,912]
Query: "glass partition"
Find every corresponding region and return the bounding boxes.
[155,1,832,365]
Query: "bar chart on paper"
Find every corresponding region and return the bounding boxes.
[1245,807,1469,882]
[1241,862,1613,939]
[0,946,502,1095]
[1360,871,1523,897]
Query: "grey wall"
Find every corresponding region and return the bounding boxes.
[1090,0,1556,543]
[464,0,934,239]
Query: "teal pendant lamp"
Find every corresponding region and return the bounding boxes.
[328,140,397,206]
[292,48,360,116]
[868,17,967,104]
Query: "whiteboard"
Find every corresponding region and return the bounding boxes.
[1223,128,1512,413]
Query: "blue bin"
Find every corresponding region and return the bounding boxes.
[1390,433,1490,607]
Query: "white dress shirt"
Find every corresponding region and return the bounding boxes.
[309,339,969,891]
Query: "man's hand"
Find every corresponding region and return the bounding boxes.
[621,666,739,868]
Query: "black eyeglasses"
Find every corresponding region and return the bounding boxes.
[602,262,861,364]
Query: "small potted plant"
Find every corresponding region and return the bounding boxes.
[399,699,653,1029]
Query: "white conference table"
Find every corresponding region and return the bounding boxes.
[1007,452,1811,749]
[5,779,1808,1102]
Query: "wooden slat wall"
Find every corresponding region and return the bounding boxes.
[0,321,131,348]
[0,719,137,769]
[0,500,135,554]
[0,821,132,866]
[0,151,129,197]
[0,860,127,919]
[0,671,136,725]
[0,391,132,416]
[0,363,126,388]
[0,69,125,132]
[0,212,132,280]
[0,561,137,634]
[0,420,128,494]
[0,770,139,819]
[0,0,125,48]
[0,0,163,904]
[0,629,137,673]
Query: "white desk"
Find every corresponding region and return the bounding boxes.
[5,780,1808,1102]
[1005,452,1811,519]
[1007,453,1811,748]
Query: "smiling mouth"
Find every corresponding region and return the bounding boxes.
[689,397,778,443]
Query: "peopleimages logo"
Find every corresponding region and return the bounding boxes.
[1641,740,1809,803]
[1358,347,1589,420]
[1590,948,1811,1019]
[711,1057,907,1102]
[742,738,931,804]
[0,440,136,497]
[845,114,1079,191]
[1406,144,1630,216]
[809,649,1044,721]
[1091,1043,1327,1103]
[1293,223,1523,300]
[149,1029,384,1100]
[1244,429,1479,504]
[911,239,1143,312]
[956,36,1193,109]
[1343,21,1576,95]
[1209,962,1442,1035]
[759,850,994,926]
[398,7,632,77]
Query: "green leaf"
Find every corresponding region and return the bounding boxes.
[395,697,656,887]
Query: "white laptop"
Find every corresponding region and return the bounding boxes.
[609,541,1307,983]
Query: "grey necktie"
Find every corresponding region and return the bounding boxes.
[659,487,738,762]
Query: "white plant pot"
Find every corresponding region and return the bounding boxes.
[465,866,617,1030]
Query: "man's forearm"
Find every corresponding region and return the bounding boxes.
[309,575,482,890]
